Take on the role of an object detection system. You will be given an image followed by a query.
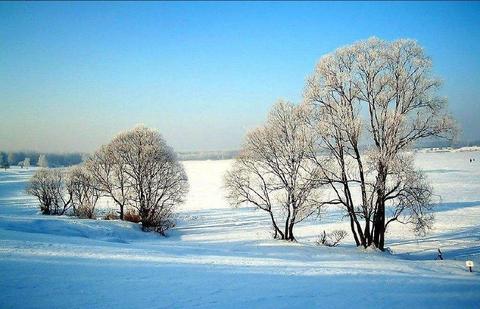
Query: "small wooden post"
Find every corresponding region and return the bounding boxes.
[466,261,474,272]
[437,248,443,260]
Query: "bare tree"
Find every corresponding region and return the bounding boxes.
[67,166,101,219]
[85,144,130,220]
[37,154,48,168]
[225,101,327,241]
[26,168,73,215]
[303,37,456,250]
[109,126,189,235]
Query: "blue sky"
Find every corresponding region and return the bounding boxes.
[1,1,479,152]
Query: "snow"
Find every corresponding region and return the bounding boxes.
[1,152,480,308]
[416,146,480,153]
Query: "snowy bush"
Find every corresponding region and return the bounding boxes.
[75,204,96,219]
[103,210,119,220]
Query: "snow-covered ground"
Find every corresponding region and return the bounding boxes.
[1,152,479,308]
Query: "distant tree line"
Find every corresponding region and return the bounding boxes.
[1,150,239,169]
[177,150,239,161]
[0,151,84,168]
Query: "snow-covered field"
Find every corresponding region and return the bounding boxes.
[1,152,479,308]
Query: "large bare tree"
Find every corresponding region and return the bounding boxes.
[303,37,456,250]
[225,101,327,241]
[108,126,189,235]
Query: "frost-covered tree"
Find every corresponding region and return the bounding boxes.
[106,126,189,234]
[26,168,73,215]
[225,101,326,241]
[67,166,101,219]
[85,144,131,220]
[303,37,456,250]
[37,154,48,168]
[23,157,31,169]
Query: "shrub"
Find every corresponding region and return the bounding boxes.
[75,203,96,219]
[317,230,347,247]
[140,209,175,235]
[124,210,141,223]
[103,211,119,220]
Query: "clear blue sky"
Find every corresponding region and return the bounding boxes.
[1,1,479,152]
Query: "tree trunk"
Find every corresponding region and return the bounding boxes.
[284,218,290,241]
[348,215,360,246]
[364,219,371,247]
[119,204,124,220]
[269,211,284,239]
[287,220,295,241]
[284,202,292,241]
[341,165,367,248]
[373,165,387,251]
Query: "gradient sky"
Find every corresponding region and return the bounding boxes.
[1,1,479,153]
